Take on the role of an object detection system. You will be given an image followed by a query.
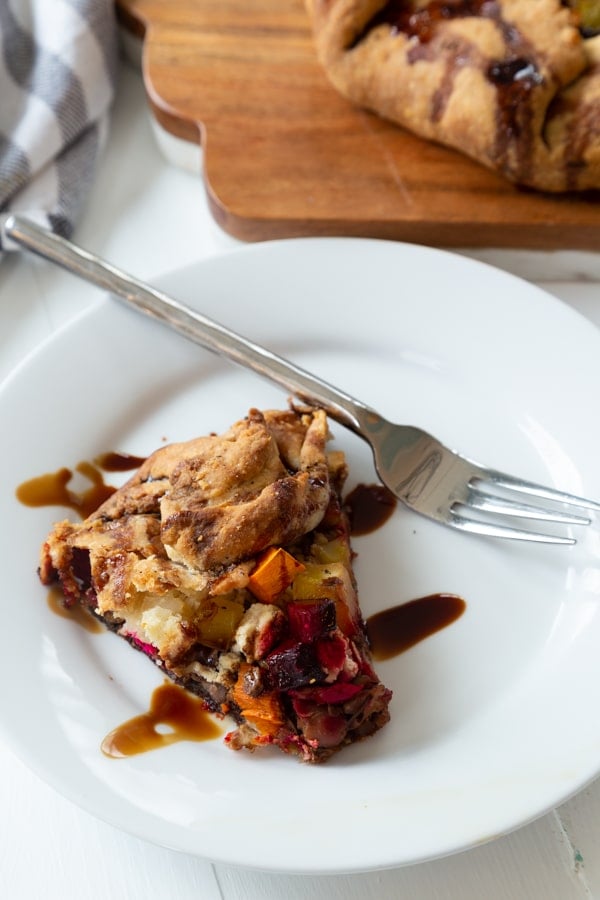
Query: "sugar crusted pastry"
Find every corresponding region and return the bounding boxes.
[39,408,392,762]
[305,0,600,192]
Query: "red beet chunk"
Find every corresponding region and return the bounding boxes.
[287,599,336,642]
[71,547,92,591]
[311,682,363,704]
[315,633,348,672]
[265,639,325,690]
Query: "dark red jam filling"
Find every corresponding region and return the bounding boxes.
[357,0,595,44]
[487,56,542,149]
[487,57,541,86]
[361,0,499,43]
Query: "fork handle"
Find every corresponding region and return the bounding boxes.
[1,214,373,435]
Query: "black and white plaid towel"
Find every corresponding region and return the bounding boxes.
[0,0,118,249]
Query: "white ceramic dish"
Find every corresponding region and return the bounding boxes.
[2,238,600,874]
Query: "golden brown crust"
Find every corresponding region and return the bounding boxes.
[41,408,334,663]
[305,0,600,191]
[159,408,332,570]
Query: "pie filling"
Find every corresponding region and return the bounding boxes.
[39,407,392,762]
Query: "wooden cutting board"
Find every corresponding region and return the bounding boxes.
[116,0,600,248]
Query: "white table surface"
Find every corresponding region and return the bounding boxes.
[2,57,600,900]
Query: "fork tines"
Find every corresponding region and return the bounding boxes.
[454,472,600,545]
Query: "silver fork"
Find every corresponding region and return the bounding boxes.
[3,213,599,545]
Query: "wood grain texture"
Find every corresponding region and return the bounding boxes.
[115,0,600,248]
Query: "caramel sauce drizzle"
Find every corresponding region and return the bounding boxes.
[95,451,147,472]
[101,682,223,758]
[16,462,116,518]
[367,593,466,660]
[16,451,146,519]
[345,482,397,535]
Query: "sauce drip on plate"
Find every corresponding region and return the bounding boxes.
[16,451,145,518]
[94,451,147,472]
[367,593,466,660]
[345,483,398,535]
[16,462,116,518]
[101,682,223,758]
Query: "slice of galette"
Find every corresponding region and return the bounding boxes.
[305,0,600,192]
[39,407,391,762]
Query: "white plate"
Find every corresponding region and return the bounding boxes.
[2,237,600,874]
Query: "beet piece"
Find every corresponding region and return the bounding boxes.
[71,547,92,591]
[311,682,363,704]
[123,631,159,658]
[287,599,336,642]
[265,639,325,690]
[315,633,348,673]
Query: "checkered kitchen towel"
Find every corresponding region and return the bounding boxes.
[0,0,118,248]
